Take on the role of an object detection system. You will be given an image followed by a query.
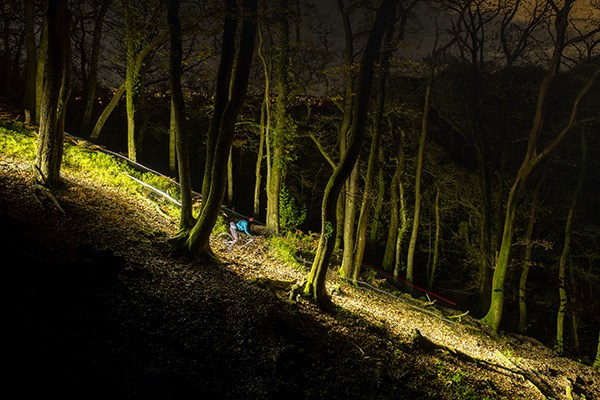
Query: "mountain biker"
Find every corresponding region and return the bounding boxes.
[227,217,253,249]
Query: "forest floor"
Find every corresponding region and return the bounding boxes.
[1,128,599,399]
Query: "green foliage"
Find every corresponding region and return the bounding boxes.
[279,185,306,234]
[269,231,318,270]
[0,125,36,160]
[324,220,333,240]
[213,214,228,236]
[0,123,181,219]
[430,361,494,400]
[269,234,303,269]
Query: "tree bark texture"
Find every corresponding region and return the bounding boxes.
[334,0,354,250]
[23,0,37,118]
[266,0,291,236]
[35,0,71,187]
[304,0,396,307]
[481,0,598,332]
[81,0,112,135]
[187,0,258,261]
[168,0,194,231]
[406,69,432,286]
[35,14,48,124]
[518,176,543,333]
[556,132,587,354]
[255,26,270,218]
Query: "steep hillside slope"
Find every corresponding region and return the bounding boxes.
[1,142,598,399]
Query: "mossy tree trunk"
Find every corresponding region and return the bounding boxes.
[89,33,159,141]
[23,0,37,120]
[349,18,396,281]
[90,83,125,140]
[265,0,292,236]
[168,0,193,232]
[35,13,48,124]
[427,186,441,289]
[339,161,359,277]
[254,26,270,218]
[556,131,587,354]
[123,0,139,161]
[80,0,112,135]
[481,0,599,332]
[518,175,544,333]
[187,0,257,262]
[405,70,431,286]
[369,147,385,244]
[334,0,354,250]
[35,0,71,187]
[382,126,406,274]
[594,335,600,371]
[304,0,395,307]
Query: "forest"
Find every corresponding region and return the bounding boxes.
[1,0,599,375]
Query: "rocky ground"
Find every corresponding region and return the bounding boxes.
[1,132,599,399]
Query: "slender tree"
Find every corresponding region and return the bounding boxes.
[35,9,48,124]
[405,67,431,286]
[594,334,600,371]
[334,0,355,250]
[518,174,545,333]
[186,0,258,261]
[121,0,165,161]
[303,0,396,307]
[89,36,162,141]
[382,122,408,276]
[556,131,588,354]
[481,0,600,332]
[265,0,291,235]
[80,0,113,135]
[168,0,193,232]
[254,24,270,218]
[23,0,37,122]
[347,13,397,282]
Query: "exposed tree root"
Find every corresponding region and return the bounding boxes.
[411,328,561,400]
[251,277,295,299]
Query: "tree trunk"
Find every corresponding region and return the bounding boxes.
[594,334,600,371]
[383,127,405,272]
[481,1,598,333]
[254,26,269,218]
[35,0,71,187]
[304,0,395,307]
[168,0,193,232]
[339,160,359,278]
[227,147,233,207]
[89,36,160,141]
[90,83,125,140]
[349,18,395,281]
[186,0,257,261]
[169,107,176,174]
[23,0,37,119]
[556,131,587,354]
[81,0,112,135]
[568,260,580,355]
[369,147,385,244]
[266,0,291,236]
[394,180,409,279]
[335,0,354,250]
[35,15,48,124]
[518,176,543,333]
[406,69,432,286]
[428,187,440,289]
[123,0,138,161]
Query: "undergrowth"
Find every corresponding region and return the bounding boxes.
[0,121,182,220]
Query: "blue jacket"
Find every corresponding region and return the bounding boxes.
[236,220,252,235]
